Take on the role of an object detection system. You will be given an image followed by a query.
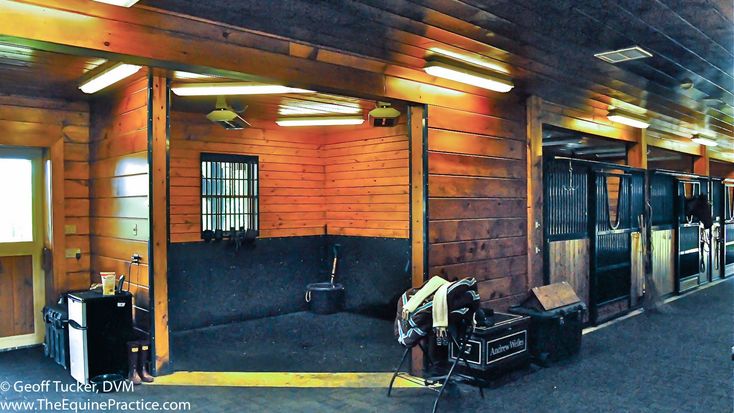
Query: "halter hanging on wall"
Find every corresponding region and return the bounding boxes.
[562,160,578,193]
[683,181,701,225]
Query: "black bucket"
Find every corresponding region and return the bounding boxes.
[305,282,345,314]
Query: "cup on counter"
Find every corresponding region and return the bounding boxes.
[100,272,116,296]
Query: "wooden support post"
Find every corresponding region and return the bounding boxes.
[526,96,544,288]
[628,129,648,169]
[409,105,427,376]
[49,138,66,301]
[629,129,651,308]
[149,71,170,375]
[693,146,710,176]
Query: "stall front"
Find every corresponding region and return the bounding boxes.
[541,126,645,325]
[163,78,416,372]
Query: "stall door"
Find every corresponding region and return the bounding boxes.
[629,173,646,307]
[590,172,633,324]
[725,183,734,277]
[0,150,44,350]
[649,173,676,296]
[543,159,590,319]
[710,179,724,281]
[676,179,707,293]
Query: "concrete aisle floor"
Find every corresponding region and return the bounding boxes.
[0,278,732,413]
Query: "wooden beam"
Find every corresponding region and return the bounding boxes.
[646,132,702,156]
[0,0,502,116]
[628,128,648,169]
[709,150,734,164]
[693,146,710,176]
[409,104,426,376]
[526,96,543,289]
[149,71,170,374]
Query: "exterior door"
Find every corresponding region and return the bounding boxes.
[0,149,45,350]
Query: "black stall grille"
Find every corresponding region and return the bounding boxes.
[201,153,259,236]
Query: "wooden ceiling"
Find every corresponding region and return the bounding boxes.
[139,0,733,152]
[0,42,106,99]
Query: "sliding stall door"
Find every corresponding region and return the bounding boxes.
[650,173,676,296]
[629,172,646,307]
[725,184,734,277]
[676,179,707,293]
[590,171,633,324]
[544,159,590,319]
[710,179,724,281]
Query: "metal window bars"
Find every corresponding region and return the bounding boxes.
[201,153,259,239]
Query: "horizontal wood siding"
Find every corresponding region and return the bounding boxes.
[427,101,530,310]
[323,119,410,238]
[90,73,150,333]
[169,112,325,241]
[0,95,90,297]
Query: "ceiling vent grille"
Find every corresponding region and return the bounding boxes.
[594,46,652,64]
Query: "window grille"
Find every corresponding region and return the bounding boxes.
[200,153,258,238]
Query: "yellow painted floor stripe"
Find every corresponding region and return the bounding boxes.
[150,371,425,388]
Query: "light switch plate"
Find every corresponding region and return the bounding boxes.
[65,248,81,259]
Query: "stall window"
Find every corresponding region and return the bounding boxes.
[200,153,258,238]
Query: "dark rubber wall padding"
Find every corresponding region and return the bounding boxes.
[168,236,327,331]
[168,235,410,331]
[327,235,410,318]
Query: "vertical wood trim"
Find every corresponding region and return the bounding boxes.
[149,71,170,374]
[50,139,66,299]
[693,146,710,176]
[628,129,648,169]
[409,104,427,376]
[410,105,427,288]
[526,96,543,288]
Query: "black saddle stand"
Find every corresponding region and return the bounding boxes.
[387,318,486,413]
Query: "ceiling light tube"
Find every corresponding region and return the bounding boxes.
[79,63,142,94]
[276,116,365,127]
[423,55,514,93]
[606,108,650,129]
[173,71,216,80]
[171,82,315,96]
[92,0,139,6]
[691,134,718,147]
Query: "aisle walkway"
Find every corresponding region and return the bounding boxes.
[1,279,731,412]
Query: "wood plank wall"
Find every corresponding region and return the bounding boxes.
[322,118,410,238]
[426,101,530,310]
[169,111,411,241]
[89,72,151,333]
[169,111,325,241]
[0,95,90,297]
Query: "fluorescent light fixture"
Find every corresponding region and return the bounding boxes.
[92,0,139,6]
[276,116,364,127]
[79,63,141,94]
[606,108,650,129]
[428,47,508,74]
[691,134,718,147]
[424,55,514,93]
[171,82,315,96]
[173,71,216,80]
[278,100,362,115]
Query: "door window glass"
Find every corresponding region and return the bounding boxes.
[0,158,33,242]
